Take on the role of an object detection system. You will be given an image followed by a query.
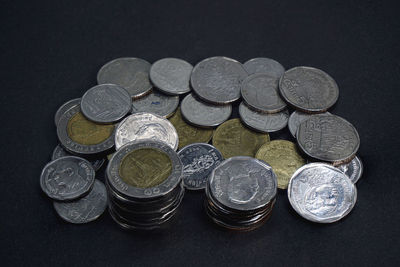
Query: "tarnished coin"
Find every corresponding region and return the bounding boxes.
[336,156,363,184]
[239,102,289,133]
[149,58,193,95]
[181,94,232,127]
[53,180,107,224]
[52,144,105,171]
[178,143,223,190]
[169,108,214,150]
[97,57,152,98]
[40,156,95,201]
[288,110,331,138]
[255,140,306,189]
[54,98,80,126]
[279,66,339,113]
[297,114,360,164]
[243,57,285,79]
[288,163,357,223]
[131,90,179,118]
[241,73,286,113]
[190,56,248,104]
[212,118,270,159]
[115,112,178,150]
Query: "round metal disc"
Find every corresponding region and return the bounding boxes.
[131,90,179,118]
[243,57,285,79]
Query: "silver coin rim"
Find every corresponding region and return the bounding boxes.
[243,57,285,77]
[54,98,81,126]
[336,156,363,184]
[51,144,105,171]
[131,90,179,118]
[288,110,331,138]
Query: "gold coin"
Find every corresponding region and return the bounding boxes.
[255,140,305,189]
[213,118,270,158]
[67,112,114,145]
[119,148,172,188]
[169,108,214,150]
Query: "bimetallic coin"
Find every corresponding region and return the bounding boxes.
[190,57,248,104]
[181,94,232,127]
[178,143,223,190]
[243,57,285,79]
[131,90,179,118]
[40,156,95,201]
[336,156,363,184]
[288,163,357,223]
[52,144,105,171]
[288,110,331,138]
[213,118,270,158]
[149,58,193,95]
[54,98,80,126]
[255,140,306,189]
[53,180,107,224]
[279,66,339,113]
[115,112,178,150]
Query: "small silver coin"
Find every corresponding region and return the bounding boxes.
[40,156,95,201]
[178,143,223,190]
[149,58,193,95]
[131,90,179,118]
[288,110,331,138]
[97,57,152,98]
[53,180,107,224]
[239,102,289,133]
[336,156,363,184]
[52,144,105,171]
[243,57,285,79]
[181,94,232,127]
[288,163,357,223]
[54,98,81,126]
[190,56,248,104]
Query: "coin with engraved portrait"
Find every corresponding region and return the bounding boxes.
[336,156,363,183]
[52,144,105,171]
[288,110,331,138]
[54,98,81,126]
[131,90,179,118]
[243,57,285,79]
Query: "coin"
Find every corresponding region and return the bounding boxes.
[178,143,223,190]
[190,56,248,104]
[288,163,357,223]
[288,110,331,138]
[131,90,179,118]
[54,98,80,126]
[239,102,289,133]
[212,118,270,158]
[255,140,306,189]
[336,156,363,183]
[149,58,193,95]
[181,93,232,127]
[97,57,152,98]
[52,144,105,171]
[279,66,339,113]
[243,57,285,79]
[40,156,95,201]
[53,180,107,223]
[114,112,178,150]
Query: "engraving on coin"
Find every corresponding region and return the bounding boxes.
[336,156,363,183]
[52,144,105,171]
[131,90,179,118]
[54,98,80,126]
[243,57,285,79]
[288,110,331,138]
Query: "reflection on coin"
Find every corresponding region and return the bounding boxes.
[288,110,331,138]
[54,98,80,126]
[336,156,363,183]
[131,90,179,118]
[53,180,107,224]
[212,118,270,158]
[243,57,285,79]
[52,144,105,171]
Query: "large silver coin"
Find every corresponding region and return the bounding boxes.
[288,163,357,223]
[178,143,223,190]
[190,56,248,104]
[279,66,339,113]
[54,98,80,126]
[239,102,289,133]
[97,57,152,98]
[52,144,105,171]
[149,58,193,95]
[53,180,107,224]
[115,112,178,150]
[40,156,95,201]
[296,114,360,164]
[131,91,179,118]
[288,110,331,138]
[241,73,286,113]
[336,156,363,184]
[243,57,285,79]
[181,94,232,127]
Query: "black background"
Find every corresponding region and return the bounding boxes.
[1,0,400,266]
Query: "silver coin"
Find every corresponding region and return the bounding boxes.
[40,156,95,201]
[178,143,223,190]
[52,144,105,171]
[243,57,285,79]
[279,66,339,113]
[190,56,248,104]
[241,73,287,113]
[97,57,152,98]
[54,98,81,126]
[181,93,232,127]
[288,163,357,223]
[336,156,363,184]
[239,102,289,133]
[149,58,193,95]
[131,90,179,118]
[288,110,331,138]
[53,180,107,224]
[114,112,178,150]
[296,114,360,164]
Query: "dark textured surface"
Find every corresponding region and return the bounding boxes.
[1,0,399,266]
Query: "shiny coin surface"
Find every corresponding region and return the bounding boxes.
[336,156,363,183]
[279,66,339,113]
[181,94,232,127]
[243,57,285,79]
[115,112,178,150]
[54,98,80,126]
[239,102,289,133]
[191,56,248,104]
[52,144,105,171]
[131,90,179,118]
[97,57,152,98]
[213,118,270,158]
[178,143,223,190]
[288,163,357,223]
[53,180,107,223]
[40,156,95,201]
[288,110,331,138]
[255,140,306,189]
[149,58,193,95]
